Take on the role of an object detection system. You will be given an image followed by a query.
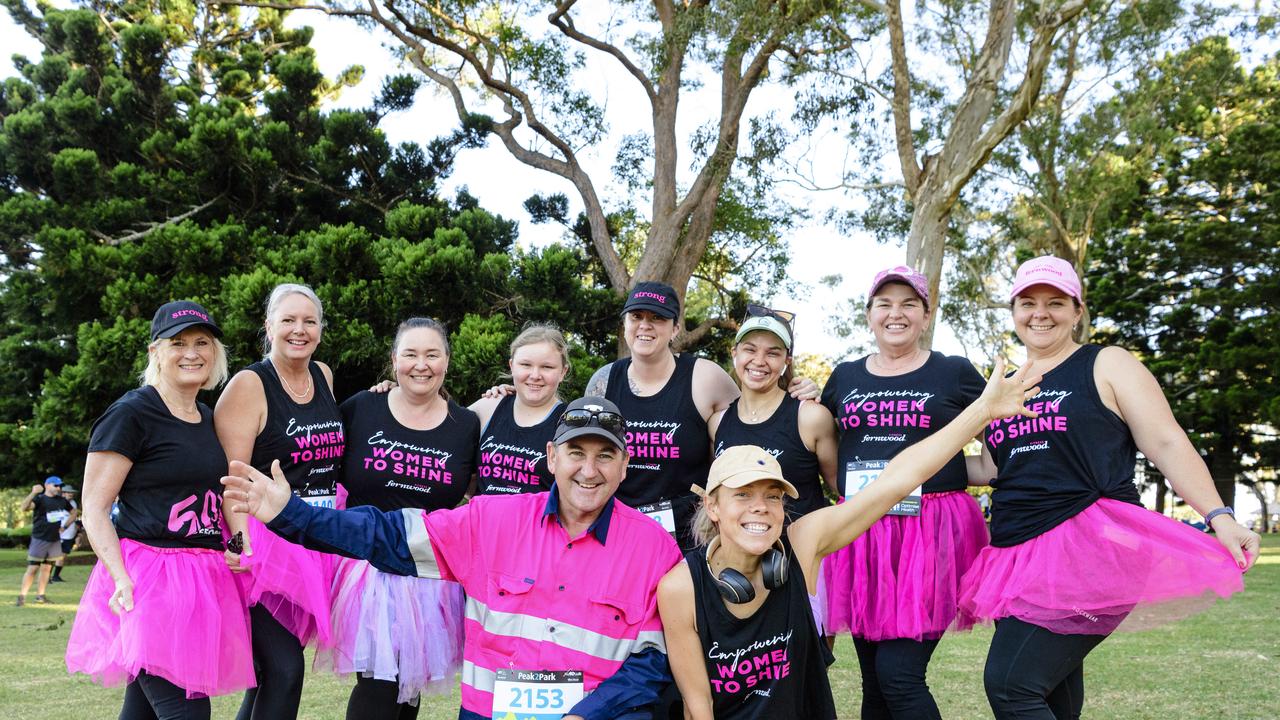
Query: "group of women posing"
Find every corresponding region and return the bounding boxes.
[64,257,1259,720]
[64,283,567,720]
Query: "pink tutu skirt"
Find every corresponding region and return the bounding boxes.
[315,557,465,704]
[958,498,1245,635]
[824,490,988,642]
[236,515,336,647]
[66,539,254,698]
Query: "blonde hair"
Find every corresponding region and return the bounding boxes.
[691,487,722,547]
[142,335,229,391]
[262,283,324,354]
[505,323,572,378]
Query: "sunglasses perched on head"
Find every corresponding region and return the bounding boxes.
[560,408,627,436]
[745,304,796,330]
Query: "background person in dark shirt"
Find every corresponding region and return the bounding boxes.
[16,475,72,605]
[51,484,80,582]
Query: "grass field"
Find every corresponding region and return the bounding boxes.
[1,538,1275,719]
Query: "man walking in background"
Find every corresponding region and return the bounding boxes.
[17,476,72,605]
[50,485,80,583]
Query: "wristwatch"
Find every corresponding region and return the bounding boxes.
[1203,506,1234,527]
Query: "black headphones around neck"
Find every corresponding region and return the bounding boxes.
[706,536,789,604]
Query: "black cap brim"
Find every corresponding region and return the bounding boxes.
[155,320,223,340]
[554,425,626,451]
[621,301,677,319]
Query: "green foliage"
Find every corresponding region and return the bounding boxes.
[1086,39,1280,503]
[0,1,617,483]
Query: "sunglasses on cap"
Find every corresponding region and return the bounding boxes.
[745,304,795,330]
[560,408,627,436]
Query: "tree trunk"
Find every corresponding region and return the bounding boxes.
[1154,477,1168,515]
[1247,483,1267,533]
[904,193,951,349]
[1207,449,1236,511]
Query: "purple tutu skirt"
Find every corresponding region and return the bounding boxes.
[958,498,1245,635]
[315,557,465,703]
[809,559,829,635]
[236,515,336,647]
[66,540,254,698]
[824,490,988,642]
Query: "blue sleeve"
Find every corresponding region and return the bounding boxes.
[568,647,671,720]
[265,495,418,576]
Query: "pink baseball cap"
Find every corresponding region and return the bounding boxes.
[868,265,930,306]
[1008,256,1082,302]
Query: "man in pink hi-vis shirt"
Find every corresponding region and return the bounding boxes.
[224,396,682,720]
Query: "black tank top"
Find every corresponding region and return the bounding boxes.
[475,394,561,495]
[687,543,836,720]
[984,345,1140,547]
[714,395,827,517]
[247,359,345,504]
[821,352,985,495]
[339,391,479,512]
[607,353,710,548]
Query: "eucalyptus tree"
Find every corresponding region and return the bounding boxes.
[234,0,853,345]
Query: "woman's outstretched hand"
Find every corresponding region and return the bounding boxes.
[221,460,292,524]
[977,357,1042,422]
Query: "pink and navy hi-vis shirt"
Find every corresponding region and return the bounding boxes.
[267,489,682,719]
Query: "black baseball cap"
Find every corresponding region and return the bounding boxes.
[553,396,628,451]
[151,301,223,341]
[621,281,680,320]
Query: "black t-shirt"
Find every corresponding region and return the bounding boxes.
[607,353,711,549]
[688,542,836,719]
[821,352,985,496]
[246,359,345,505]
[475,394,561,495]
[31,495,72,542]
[339,391,480,512]
[88,386,228,550]
[714,395,828,518]
[984,345,1141,546]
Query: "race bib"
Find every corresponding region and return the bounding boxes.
[636,499,676,537]
[492,669,584,720]
[300,494,337,509]
[46,510,70,524]
[844,460,921,517]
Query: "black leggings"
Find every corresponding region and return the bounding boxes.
[984,617,1109,719]
[236,605,306,720]
[853,637,942,720]
[119,672,209,720]
[345,676,420,720]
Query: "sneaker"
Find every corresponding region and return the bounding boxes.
[34,594,51,604]
[14,596,24,607]
[50,576,65,583]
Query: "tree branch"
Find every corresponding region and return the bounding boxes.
[885,0,921,194]
[674,316,736,351]
[547,0,656,103]
[91,195,225,246]
[361,0,629,290]
[941,0,1089,206]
